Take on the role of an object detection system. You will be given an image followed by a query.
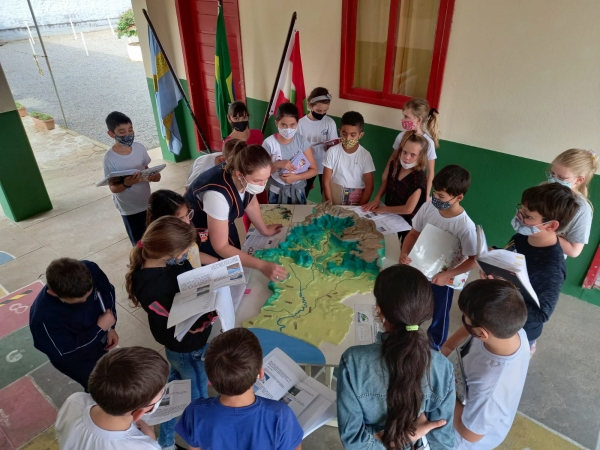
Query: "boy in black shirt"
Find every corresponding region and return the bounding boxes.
[505,183,578,355]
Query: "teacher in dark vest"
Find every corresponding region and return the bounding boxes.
[185,141,288,282]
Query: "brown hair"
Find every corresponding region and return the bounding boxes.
[125,216,196,306]
[403,98,440,147]
[552,148,598,199]
[458,279,527,339]
[222,138,241,160]
[205,328,262,396]
[391,131,429,178]
[432,164,471,197]
[88,346,169,416]
[521,183,579,225]
[46,258,93,301]
[224,140,272,177]
[375,265,433,449]
[146,189,187,226]
[307,87,331,105]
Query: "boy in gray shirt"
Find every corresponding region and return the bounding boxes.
[442,279,530,450]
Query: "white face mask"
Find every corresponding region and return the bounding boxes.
[278,127,297,139]
[241,176,266,195]
[400,160,418,169]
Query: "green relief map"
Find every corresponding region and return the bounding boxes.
[244,203,385,347]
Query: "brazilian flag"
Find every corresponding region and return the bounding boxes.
[215,3,235,139]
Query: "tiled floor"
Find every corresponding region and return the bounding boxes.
[1,118,599,449]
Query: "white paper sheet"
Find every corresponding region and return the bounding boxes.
[141,379,191,426]
[96,164,167,187]
[354,304,384,345]
[348,206,411,234]
[177,255,245,292]
[168,290,216,329]
[242,227,288,256]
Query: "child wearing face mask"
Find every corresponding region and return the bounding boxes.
[224,101,264,146]
[125,216,217,450]
[103,111,161,246]
[298,87,339,197]
[503,184,578,355]
[545,149,597,257]
[362,131,429,240]
[400,165,479,351]
[323,111,375,206]
[262,102,318,204]
[393,98,440,200]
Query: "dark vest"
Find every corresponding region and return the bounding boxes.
[185,164,253,259]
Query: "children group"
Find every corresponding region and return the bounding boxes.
[27,87,597,450]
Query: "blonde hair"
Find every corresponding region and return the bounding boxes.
[403,98,439,147]
[125,216,196,306]
[552,149,598,199]
[391,131,429,178]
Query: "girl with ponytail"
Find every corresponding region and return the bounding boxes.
[337,265,455,449]
[184,140,288,282]
[125,216,216,450]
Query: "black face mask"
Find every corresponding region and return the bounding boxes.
[232,120,248,132]
[311,111,325,121]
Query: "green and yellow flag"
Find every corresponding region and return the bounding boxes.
[215,3,235,139]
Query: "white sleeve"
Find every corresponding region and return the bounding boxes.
[323,146,336,169]
[329,119,339,139]
[411,205,427,233]
[102,155,112,178]
[427,138,437,160]
[139,144,151,166]
[199,191,230,221]
[392,132,405,150]
[362,150,376,173]
[458,221,478,256]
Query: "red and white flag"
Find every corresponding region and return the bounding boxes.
[268,30,307,118]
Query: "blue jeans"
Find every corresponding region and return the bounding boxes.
[158,346,209,448]
[428,284,453,351]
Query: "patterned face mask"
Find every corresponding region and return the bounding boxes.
[114,133,135,146]
[166,252,188,266]
[432,196,453,210]
[402,120,416,130]
[278,127,297,139]
[341,137,359,149]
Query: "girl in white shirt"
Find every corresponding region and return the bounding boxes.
[298,87,339,197]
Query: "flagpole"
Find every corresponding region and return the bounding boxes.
[261,12,297,134]
[142,9,211,152]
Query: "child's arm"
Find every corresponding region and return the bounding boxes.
[359,172,374,205]
[363,152,396,212]
[199,252,218,265]
[454,401,485,443]
[400,229,420,264]
[376,189,422,215]
[322,167,333,202]
[280,147,318,184]
[432,256,478,287]
[426,159,435,200]
[108,172,143,193]
[558,237,584,258]
[441,326,470,356]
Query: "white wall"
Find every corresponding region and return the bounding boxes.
[238,0,600,166]
[0,0,131,42]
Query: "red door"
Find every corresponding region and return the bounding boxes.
[176,0,246,152]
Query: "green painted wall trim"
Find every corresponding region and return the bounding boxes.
[145,78,199,163]
[0,110,52,221]
[247,96,600,306]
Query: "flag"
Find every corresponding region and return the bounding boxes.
[215,3,235,139]
[268,30,307,119]
[149,25,183,155]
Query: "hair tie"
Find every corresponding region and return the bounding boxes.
[588,149,598,160]
[405,325,419,331]
[136,240,143,248]
[429,107,439,116]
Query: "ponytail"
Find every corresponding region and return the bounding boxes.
[403,98,440,147]
[224,141,272,177]
[552,148,598,200]
[374,265,433,449]
[124,216,196,306]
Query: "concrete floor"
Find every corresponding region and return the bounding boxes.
[1,118,599,449]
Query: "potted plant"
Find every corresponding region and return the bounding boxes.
[30,111,55,131]
[117,8,142,62]
[15,101,27,117]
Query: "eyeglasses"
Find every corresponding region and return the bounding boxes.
[515,203,548,224]
[177,209,194,221]
[461,314,483,338]
[545,169,574,182]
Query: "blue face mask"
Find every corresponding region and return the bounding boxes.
[166,252,188,266]
[431,196,453,210]
[114,133,135,147]
[511,216,541,236]
[546,173,572,188]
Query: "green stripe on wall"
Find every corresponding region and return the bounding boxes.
[0,110,52,221]
[247,97,600,306]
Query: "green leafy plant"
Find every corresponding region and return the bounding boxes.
[30,111,53,121]
[116,9,137,39]
[15,101,24,108]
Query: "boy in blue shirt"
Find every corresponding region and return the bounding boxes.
[103,111,161,245]
[400,165,479,350]
[29,258,118,391]
[176,328,303,450]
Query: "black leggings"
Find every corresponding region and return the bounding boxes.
[305,174,324,198]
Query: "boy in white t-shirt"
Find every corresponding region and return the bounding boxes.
[298,87,339,197]
[400,165,479,350]
[441,279,530,449]
[103,112,161,245]
[55,346,168,450]
[323,111,375,206]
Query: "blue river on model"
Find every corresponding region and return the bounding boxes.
[248,328,326,365]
